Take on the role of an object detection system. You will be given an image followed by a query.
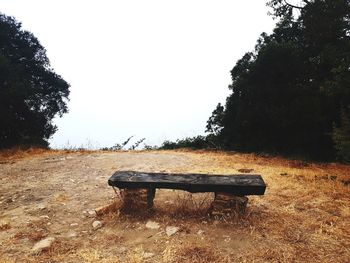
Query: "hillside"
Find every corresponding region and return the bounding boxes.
[0,150,349,262]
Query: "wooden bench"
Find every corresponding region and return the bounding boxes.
[108,171,266,215]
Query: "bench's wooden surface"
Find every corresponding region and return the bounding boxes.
[108,171,266,195]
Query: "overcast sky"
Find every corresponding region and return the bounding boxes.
[1,0,276,149]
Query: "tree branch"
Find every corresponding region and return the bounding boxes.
[283,0,305,10]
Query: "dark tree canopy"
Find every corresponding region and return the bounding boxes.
[0,14,70,148]
[207,0,350,160]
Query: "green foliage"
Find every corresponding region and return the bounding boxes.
[101,143,122,151]
[0,13,70,148]
[333,107,350,162]
[206,103,224,135]
[207,0,350,160]
[143,144,158,150]
[159,135,219,150]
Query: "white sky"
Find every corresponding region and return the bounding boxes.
[1,0,276,149]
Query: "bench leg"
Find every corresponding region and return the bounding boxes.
[147,187,156,208]
[210,193,248,216]
[121,188,156,212]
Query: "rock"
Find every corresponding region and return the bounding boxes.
[197,230,204,235]
[92,220,103,230]
[67,232,77,238]
[165,226,179,236]
[88,210,96,217]
[210,194,248,216]
[32,237,55,254]
[145,221,160,230]
[70,223,78,227]
[142,252,155,259]
[223,235,231,242]
[121,188,153,212]
[37,204,46,210]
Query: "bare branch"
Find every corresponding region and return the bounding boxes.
[283,0,305,10]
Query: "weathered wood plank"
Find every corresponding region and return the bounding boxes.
[108,171,266,195]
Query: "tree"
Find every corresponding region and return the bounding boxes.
[333,106,350,162]
[206,103,224,136]
[0,14,70,148]
[207,0,350,160]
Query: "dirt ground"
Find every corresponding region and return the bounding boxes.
[0,149,349,263]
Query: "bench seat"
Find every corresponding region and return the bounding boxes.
[108,171,266,196]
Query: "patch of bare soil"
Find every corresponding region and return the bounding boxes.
[0,150,349,262]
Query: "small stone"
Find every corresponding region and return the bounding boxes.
[165,226,179,236]
[224,236,231,242]
[70,223,78,227]
[32,237,55,254]
[67,232,77,238]
[142,252,155,259]
[88,210,96,217]
[40,215,50,219]
[145,221,160,230]
[92,220,103,230]
[197,230,204,235]
[37,204,46,210]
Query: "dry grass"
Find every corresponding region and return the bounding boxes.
[0,147,51,162]
[0,221,11,231]
[169,192,214,218]
[0,147,96,163]
[13,230,47,243]
[77,249,120,263]
[11,219,49,244]
[169,242,230,263]
[0,149,349,262]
